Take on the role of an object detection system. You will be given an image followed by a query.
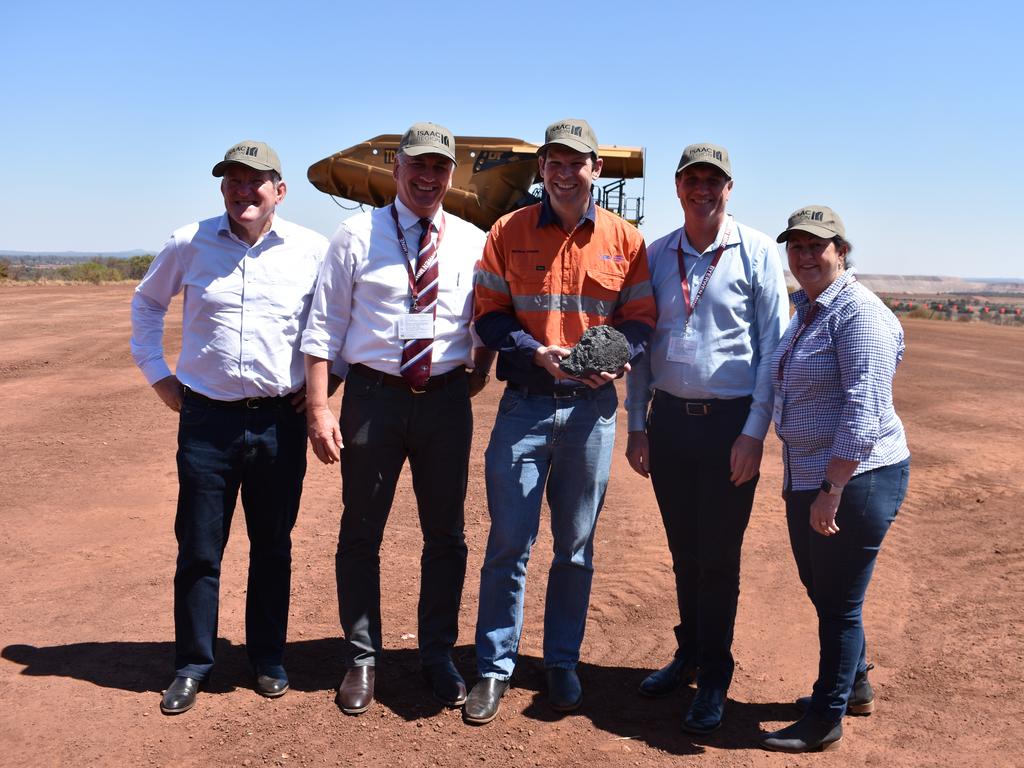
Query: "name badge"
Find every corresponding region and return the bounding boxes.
[772,393,784,429]
[398,313,434,340]
[667,328,698,364]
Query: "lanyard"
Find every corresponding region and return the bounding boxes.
[775,276,855,381]
[775,304,821,382]
[677,220,732,324]
[390,204,446,308]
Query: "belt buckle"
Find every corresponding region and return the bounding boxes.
[685,402,709,416]
[245,397,262,409]
[552,388,578,399]
[410,384,427,395]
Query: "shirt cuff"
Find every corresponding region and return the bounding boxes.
[140,358,173,387]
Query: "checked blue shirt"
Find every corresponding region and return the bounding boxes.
[772,269,910,491]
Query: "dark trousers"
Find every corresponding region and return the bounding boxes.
[336,367,472,667]
[173,394,306,680]
[648,391,758,691]
[785,458,910,722]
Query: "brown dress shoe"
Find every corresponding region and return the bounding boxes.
[336,666,375,715]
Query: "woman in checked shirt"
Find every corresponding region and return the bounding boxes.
[762,206,911,753]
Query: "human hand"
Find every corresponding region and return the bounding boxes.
[810,492,841,536]
[625,430,650,478]
[306,405,342,464]
[533,345,574,380]
[289,385,308,414]
[729,434,764,486]
[153,375,184,412]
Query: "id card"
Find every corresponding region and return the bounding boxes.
[398,313,434,340]
[772,394,784,429]
[667,329,698,364]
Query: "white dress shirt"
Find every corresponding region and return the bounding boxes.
[131,213,330,400]
[301,197,486,376]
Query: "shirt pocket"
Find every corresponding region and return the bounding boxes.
[507,251,554,292]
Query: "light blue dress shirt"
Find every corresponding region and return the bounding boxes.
[625,215,789,437]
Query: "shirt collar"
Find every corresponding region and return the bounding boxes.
[792,268,858,314]
[216,212,283,245]
[394,196,443,233]
[536,190,596,230]
[678,214,738,256]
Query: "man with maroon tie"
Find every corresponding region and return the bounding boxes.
[302,122,493,715]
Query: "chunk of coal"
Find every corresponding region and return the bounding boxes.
[559,325,631,377]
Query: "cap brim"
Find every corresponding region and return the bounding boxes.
[211,158,278,177]
[400,145,457,164]
[675,159,731,179]
[776,223,838,243]
[538,138,597,156]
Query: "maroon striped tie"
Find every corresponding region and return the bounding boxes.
[399,218,439,389]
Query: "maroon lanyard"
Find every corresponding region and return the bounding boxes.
[776,304,821,381]
[390,203,446,305]
[677,221,732,322]
[776,276,855,381]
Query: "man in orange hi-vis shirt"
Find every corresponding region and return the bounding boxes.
[464,119,656,725]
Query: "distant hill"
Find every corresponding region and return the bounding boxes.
[783,273,1024,295]
[0,250,150,262]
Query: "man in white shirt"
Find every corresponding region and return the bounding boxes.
[302,122,493,715]
[131,140,330,715]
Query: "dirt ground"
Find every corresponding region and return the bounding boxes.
[1,283,1022,768]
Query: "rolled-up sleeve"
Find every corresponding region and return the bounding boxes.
[831,304,899,461]
[301,223,356,361]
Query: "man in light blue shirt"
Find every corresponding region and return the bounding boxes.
[624,143,788,734]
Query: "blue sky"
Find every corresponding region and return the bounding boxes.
[2,0,1020,278]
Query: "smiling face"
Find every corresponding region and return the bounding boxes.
[220,163,285,243]
[538,145,603,227]
[676,163,733,232]
[786,230,847,300]
[393,152,454,218]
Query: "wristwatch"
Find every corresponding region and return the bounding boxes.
[819,479,844,496]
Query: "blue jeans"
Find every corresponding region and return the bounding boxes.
[785,458,910,722]
[173,394,306,681]
[475,385,617,679]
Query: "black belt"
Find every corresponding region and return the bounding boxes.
[184,387,292,409]
[652,389,751,416]
[506,382,611,400]
[349,363,467,394]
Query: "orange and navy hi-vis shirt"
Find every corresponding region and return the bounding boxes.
[474,196,656,388]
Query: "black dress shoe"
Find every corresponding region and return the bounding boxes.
[682,686,726,734]
[762,714,843,752]
[463,678,509,725]
[160,676,200,715]
[422,659,468,707]
[639,655,697,698]
[546,667,582,712]
[255,672,290,698]
[336,666,375,715]
[795,664,874,716]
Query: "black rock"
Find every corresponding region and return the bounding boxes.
[559,325,630,377]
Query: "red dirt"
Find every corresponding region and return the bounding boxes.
[1,283,1021,767]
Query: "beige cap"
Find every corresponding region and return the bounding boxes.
[675,143,731,178]
[212,140,282,177]
[539,118,599,156]
[777,205,846,242]
[398,122,457,164]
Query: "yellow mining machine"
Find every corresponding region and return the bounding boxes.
[307,135,645,231]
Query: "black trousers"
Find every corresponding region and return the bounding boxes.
[647,390,757,691]
[336,367,472,667]
[174,394,306,680]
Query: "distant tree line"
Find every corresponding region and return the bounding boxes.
[0,255,154,283]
